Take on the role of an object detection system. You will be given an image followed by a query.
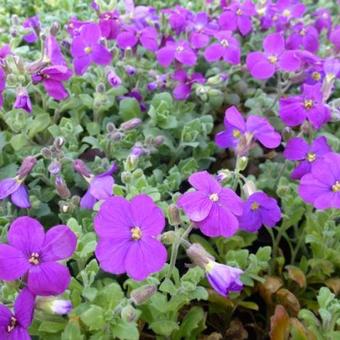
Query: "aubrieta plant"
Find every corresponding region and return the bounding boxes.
[0,0,339,338]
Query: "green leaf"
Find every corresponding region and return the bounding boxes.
[80,305,105,330]
[149,320,179,336]
[111,320,139,340]
[119,98,141,120]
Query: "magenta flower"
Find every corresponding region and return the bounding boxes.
[204,31,240,65]
[156,40,197,67]
[0,216,77,296]
[286,24,319,53]
[163,6,192,35]
[238,192,281,232]
[177,171,243,237]
[172,70,205,100]
[218,0,256,36]
[246,32,301,80]
[205,261,243,296]
[117,26,158,51]
[13,88,32,113]
[279,83,330,129]
[298,152,340,210]
[284,136,332,180]
[188,12,213,49]
[74,160,117,210]
[0,156,36,208]
[313,8,332,33]
[273,0,305,29]
[329,26,340,51]
[71,23,112,75]
[32,65,72,101]
[94,195,167,280]
[45,35,67,66]
[99,11,120,40]
[0,288,35,339]
[107,70,122,88]
[215,106,281,155]
[23,16,40,44]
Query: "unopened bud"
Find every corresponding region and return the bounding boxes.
[237,156,248,171]
[36,297,72,315]
[106,122,116,133]
[124,65,136,76]
[242,180,257,198]
[54,136,65,149]
[121,305,137,322]
[168,204,181,226]
[73,159,92,178]
[17,156,37,179]
[55,176,71,199]
[154,136,165,146]
[50,22,60,36]
[107,70,122,88]
[161,231,176,245]
[41,147,52,159]
[130,285,157,305]
[48,160,61,175]
[120,118,142,131]
[96,83,105,93]
[186,243,215,269]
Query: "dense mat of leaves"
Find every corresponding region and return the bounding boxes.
[0,0,339,339]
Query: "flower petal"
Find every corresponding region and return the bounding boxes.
[27,262,71,296]
[156,46,175,67]
[14,288,35,328]
[80,190,97,209]
[263,33,285,55]
[41,225,77,262]
[246,52,275,80]
[284,137,308,160]
[91,44,112,65]
[125,236,167,281]
[0,245,29,281]
[188,171,221,194]
[8,216,45,255]
[0,178,20,200]
[11,184,30,208]
[0,304,11,326]
[89,175,114,200]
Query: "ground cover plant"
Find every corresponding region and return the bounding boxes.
[0,0,339,339]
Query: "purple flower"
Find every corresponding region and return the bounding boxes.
[32,65,72,101]
[204,31,240,64]
[298,152,340,210]
[329,26,340,51]
[13,88,32,113]
[188,12,213,49]
[99,11,120,40]
[37,297,72,315]
[177,171,243,237]
[206,261,243,296]
[156,40,197,67]
[0,216,77,296]
[0,288,35,339]
[66,17,92,37]
[23,16,40,44]
[0,44,11,59]
[94,194,167,280]
[215,106,281,155]
[313,8,332,33]
[284,136,332,180]
[218,0,256,36]
[0,156,36,208]
[163,6,192,35]
[286,24,319,53]
[172,70,205,100]
[273,0,305,29]
[44,35,67,66]
[246,32,301,80]
[71,23,112,75]
[279,83,330,129]
[74,160,117,210]
[238,192,281,232]
[117,26,158,51]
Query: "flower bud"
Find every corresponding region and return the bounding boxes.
[17,156,37,179]
[50,22,60,36]
[130,285,157,305]
[168,204,181,226]
[237,156,248,171]
[41,147,52,159]
[110,131,124,141]
[13,88,32,113]
[53,136,65,149]
[107,70,122,88]
[216,169,232,182]
[186,243,214,268]
[48,160,61,175]
[161,231,176,245]
[121,305,137,322]
[124,65,136,76]
[55,176,71,199]
[36,297,72,315]
[73,159,92,178]
[154,136,165,146]
[106,122,116,133]
[96,83,105,93]
[242,180,257,198]
[120,118,142,131]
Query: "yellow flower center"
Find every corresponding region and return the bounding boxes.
[7,316,17,333]
[209,193,219,202]
[312,72,321,81]
[232,129,241,138]
[84,46,92,54]
[300,28,306,36]
[236,9,243,16]
[307,152,316,162]
[283,9,291,17]
[131,227,142,240]
[251,201,260,210]
[304,99,314,110]
[268,55,278,64]
[29,252,40,265]
[220,39,229,48]
[332,181,340,192]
